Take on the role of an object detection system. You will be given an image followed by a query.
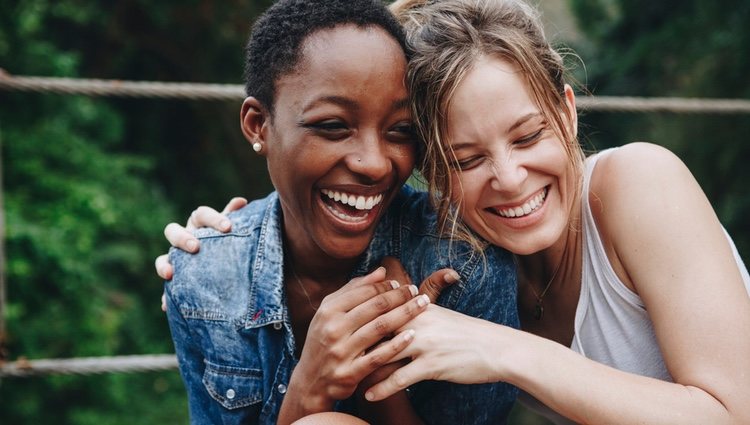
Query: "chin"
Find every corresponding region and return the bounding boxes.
[323,236,374,260]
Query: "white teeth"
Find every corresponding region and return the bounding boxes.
[496,188,547,218]
[321,190,384,211]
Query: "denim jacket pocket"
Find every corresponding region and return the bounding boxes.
[202,361,264,410]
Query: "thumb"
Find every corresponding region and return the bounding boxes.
[419,269,460,303]
[379,256,413,286]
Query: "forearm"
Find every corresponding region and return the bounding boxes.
[502,330,745,425]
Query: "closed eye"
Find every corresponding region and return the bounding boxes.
[387,121,417,144]
[514,128,544,146]
[453,155,484,171]
[304,120,351,140]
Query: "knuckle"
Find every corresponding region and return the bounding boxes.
[401,301,417,317]
[367,351,385,369]
[320,322,339,339]
[372,294,392,312]
[372,319,391,337]
[391,370,409,389]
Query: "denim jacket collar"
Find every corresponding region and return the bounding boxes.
[245,192,286,331]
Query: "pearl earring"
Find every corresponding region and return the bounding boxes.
[252,142,262,153]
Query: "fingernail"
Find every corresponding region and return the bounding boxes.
[417,294,429,307]
[365,391,375,401]
[408,285,418,297]
[390,280,400,289]
[220,219,231,231]
[403,329,415,341]
[446,271,461,283]
[186,239,198,252]
[377,266,386,274]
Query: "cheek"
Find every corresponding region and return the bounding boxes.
[392,144,418,178]
[450,171,481,215]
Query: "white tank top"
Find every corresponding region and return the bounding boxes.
[519,148,750,424]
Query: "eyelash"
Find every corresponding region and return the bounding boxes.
[452,127,546,170]
[304,121,416,143]
[304,120,350,140]
[514,128,544,145]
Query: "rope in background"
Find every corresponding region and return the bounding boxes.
[3,73,750,113]
[2,71,749,379]
[0,354,178,377]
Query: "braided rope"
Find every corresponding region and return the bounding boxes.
[0,354,178,378]
[0,72,244,101]
[576,95,750,114]
[2,72,750,113]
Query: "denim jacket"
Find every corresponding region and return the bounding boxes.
[165,185,519,425]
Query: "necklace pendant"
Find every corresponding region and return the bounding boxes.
[534,303,544,320]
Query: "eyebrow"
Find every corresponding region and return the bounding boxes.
[450,112,543,151]
[303,96,410,114]
[508,112,543,132]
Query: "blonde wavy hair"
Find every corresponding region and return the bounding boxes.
[390,0,584,252]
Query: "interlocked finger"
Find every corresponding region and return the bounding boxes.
[346,284,418,332]
[351,329,416,384]
[324,267,397,310]
[364,357,425,402]
[350,292,430,353]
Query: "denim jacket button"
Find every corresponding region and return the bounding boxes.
[273,322,283,330]
[277,384,287,394]
[226,388,236,400]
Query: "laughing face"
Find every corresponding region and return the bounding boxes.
[445,56,577,255]
[243,24,416,262]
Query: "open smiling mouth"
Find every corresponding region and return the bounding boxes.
[491,186,548,218]
[320,189,384,222]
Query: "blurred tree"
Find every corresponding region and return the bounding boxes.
[0,0,272,423]
[569,0,750,260]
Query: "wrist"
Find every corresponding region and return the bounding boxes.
[280,368,336,420]
[497,328,562,390]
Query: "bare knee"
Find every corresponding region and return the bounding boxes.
[291,412,369,425]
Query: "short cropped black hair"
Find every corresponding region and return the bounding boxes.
[244,0,409,113]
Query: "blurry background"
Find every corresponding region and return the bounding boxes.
[0,0,747,423]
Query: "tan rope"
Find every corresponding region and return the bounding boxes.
[0,72,244,101]
[576,95,750,114]
[2,71,750,113]
[0,354,178,377]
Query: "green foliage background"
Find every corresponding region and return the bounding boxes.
[0,0,747,424]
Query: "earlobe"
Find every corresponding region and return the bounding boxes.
[241,97,269,155]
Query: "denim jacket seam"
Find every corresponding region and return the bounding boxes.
[243,197,277,329]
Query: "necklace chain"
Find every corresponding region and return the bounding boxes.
[289,267,319,311]
[528,260,563,320]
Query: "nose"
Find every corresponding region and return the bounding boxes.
[346,131,391,182]
[488,155,527,194]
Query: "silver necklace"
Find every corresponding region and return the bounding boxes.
[289,267,319,311]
